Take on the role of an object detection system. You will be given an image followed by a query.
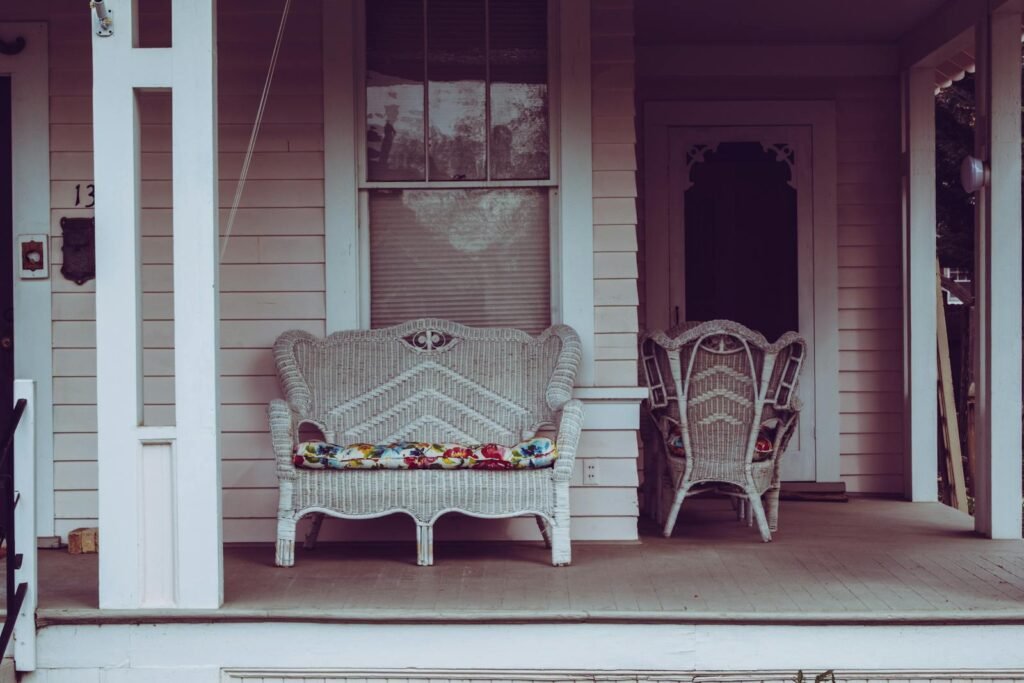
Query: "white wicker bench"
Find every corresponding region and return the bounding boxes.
[269,319,584,567]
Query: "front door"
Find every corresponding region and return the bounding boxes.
[663,126,816,481]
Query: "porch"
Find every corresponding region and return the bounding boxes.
[29,499,1024,623]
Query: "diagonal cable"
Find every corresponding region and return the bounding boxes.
[220,0,293,260]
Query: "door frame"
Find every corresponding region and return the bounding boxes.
[644,100,840,484]
[1,23,53,536]
[666,125,816,480]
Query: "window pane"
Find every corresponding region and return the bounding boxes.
[489,0,549,180]
[366,0,426,181]
[427,0,486,180]
[370,189,550,333]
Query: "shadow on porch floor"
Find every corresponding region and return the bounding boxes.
[30,498,1024,625]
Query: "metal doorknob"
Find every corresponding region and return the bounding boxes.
[1,337,12,351]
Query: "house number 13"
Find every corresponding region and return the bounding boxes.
[74,183,95,209]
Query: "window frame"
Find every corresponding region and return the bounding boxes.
[323,0,595,384]
[355,0,561,331]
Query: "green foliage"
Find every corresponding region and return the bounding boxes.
[934,74,976,270]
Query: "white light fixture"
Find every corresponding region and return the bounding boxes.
[90,0,113,37]
[960,155,989,194]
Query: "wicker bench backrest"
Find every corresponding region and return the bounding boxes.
[273,319,582,445]
[642,320,806,482]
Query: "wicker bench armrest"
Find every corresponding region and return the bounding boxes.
[268,398,298,480]
[553,399,584,482]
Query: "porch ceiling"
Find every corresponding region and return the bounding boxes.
[635,0,952,45]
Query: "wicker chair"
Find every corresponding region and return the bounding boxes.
[640,320,806,542]
[268,319,584,567]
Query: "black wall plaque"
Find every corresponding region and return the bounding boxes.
[59,217,95,286]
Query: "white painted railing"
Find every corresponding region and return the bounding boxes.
[12,379,36,672]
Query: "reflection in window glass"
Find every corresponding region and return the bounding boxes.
[370,188,551,332]
[366,0,426,181]
[427,0,487,180]
[489,0,549,179]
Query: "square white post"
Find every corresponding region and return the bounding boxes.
[171,0,223,608]
[92,0,148,608]
[91,0,223,607]
[973,2,1023,538]
[901,66,939,503]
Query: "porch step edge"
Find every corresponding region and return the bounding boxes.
[36,607,1024,628]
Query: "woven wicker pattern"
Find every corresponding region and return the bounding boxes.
[641,319,806,542]
[269,319,583,566]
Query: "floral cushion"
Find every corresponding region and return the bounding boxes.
[293,437,558,471]
[667,423,775,462]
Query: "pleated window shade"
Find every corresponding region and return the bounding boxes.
[369,188,551,333]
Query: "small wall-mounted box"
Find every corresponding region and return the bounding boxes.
[17,234,49,279]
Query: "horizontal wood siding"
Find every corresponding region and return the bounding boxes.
[24,0,643,542]
[835,84,903,494]
[636,72,904,494]
[41,0,329,540]
[588,0,642,537]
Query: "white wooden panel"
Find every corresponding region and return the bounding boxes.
[594,306,638,333]
[902,66,939,503]
[221,433,274,460]
[578,430,639,459]
[973,6,1023,538]
[593,224,638,252]
[221,264,325,292]
[594,279,639,306]
[54,490,98,518]
[53,433,98,461]
[54,461,98,489]
[139,440,176,607]
[594,360,638,385]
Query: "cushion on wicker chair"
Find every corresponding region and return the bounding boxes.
[667,422,777,462]
[293,437,558,471]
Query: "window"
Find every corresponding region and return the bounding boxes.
[361,0,554,332]
[942,266,971,306]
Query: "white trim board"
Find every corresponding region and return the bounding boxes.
[643,100,841,484]
[901,67,940,503]
[1,22,54,538]
[30,622,1024,673]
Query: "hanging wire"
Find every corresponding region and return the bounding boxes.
[221,0,293,259]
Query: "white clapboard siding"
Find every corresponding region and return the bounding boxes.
[636,70,904,493]
[834,89,904,494]
[41,0,644,542]
[46,0,329,536]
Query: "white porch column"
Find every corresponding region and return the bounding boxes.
[901,66,940,503]
[91,0,223,608]
[171,0,223,608]
[973,1,1023,538]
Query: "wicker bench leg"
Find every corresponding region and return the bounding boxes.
[276,516,297,567]
[416,523,434,566]
[745,487,772,542]
[764,487,780,532]
[551,485,572,566]
[535,515,553,548]
[662,487,689,538]
[304,512,326,550]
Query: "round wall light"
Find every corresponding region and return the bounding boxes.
[960,155,989,194]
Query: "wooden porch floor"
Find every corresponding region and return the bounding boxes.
[30,498,1024,625]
